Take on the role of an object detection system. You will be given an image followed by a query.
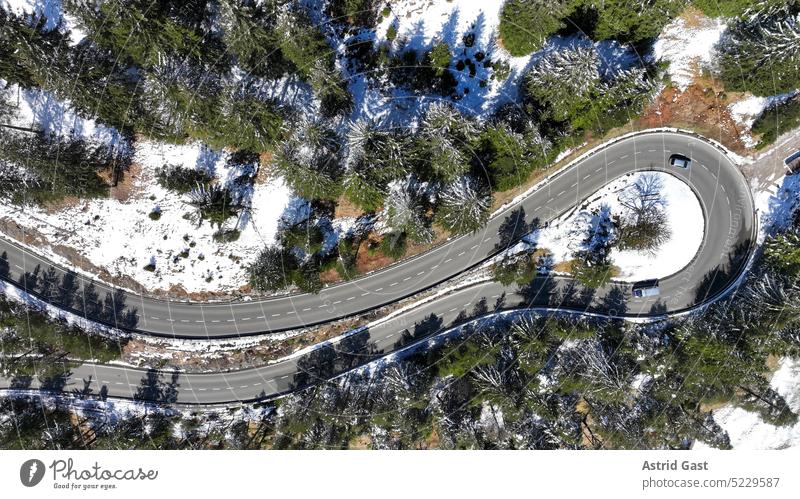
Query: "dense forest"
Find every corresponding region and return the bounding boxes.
[1,0,800,449]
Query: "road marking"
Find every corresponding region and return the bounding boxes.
[620,154,629,159]
[449,307,458,312]
[470,244,478,250]
[212,320,220,323]
[280,375,290,380]
[302,307,311,311]
[271,313,281,317]
[444,258,452,263]
[151,316,160,320]
[583,174,591,180]
[403,276,411,281]
[386,333,394,339]
[180,319,189,323]
[241,317,251,321]
[347,296,355,300]
[389,282,398,287]
[361,292,370,296]
[557,190,566,197]
[457,252,465,257]
[333,300,342,304]
[417,271,425,275]
[375,287,383,292]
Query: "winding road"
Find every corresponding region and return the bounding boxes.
[0,130,757,404]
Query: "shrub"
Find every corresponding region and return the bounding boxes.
[380,231,407,260]
[156,165,214,193]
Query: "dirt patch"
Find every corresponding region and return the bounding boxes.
[109,162,144,203]
[637,82,748,154]
[334,195,366,219]
[255,150,274,185]
[348,434,372,449]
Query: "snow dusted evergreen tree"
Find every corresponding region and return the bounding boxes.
[344,120,413,211]
[716,4,800,95]
[524,44,600,123]
[383,176,433,243]
[217,0,287,79]
[248,246,297,292]
[272,118,344,200]
[435,175,492,234]
[575,66,658,133]
[764,228,800,277]
[420,101,477,182]
[571,204,616,288]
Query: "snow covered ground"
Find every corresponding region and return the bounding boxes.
[531,171,704,282]
[346,0,639,123]
[0,0,85,45]
[2,139,303,295]
[694,358,800,450]
[729,91,799,148]
[653,14,726,91]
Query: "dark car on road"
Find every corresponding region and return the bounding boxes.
[669,154,692,169]
[632,279,660,298]
[785,151,800,174]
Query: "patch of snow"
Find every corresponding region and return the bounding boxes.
[653,15,726,91]
[1,80,127,151]
[344,0,639,123]
[0,0,86,45]
[694,358,800,449]
[534,171,704,282]
[2,139,301,294]
[729,91,799,148]
[753,172,800,242]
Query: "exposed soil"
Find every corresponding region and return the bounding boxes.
[637,80,749,154]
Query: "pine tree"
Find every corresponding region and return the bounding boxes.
[435,175,492,234]
[499,0,578,56]
[524,44,601,123]
[419,101,477,182]
[272,118,344,200]
[716,5,800,96]
[248,246,298,292]
[383,176,433,243]
[588,0,686,43]
[344,120,413,211]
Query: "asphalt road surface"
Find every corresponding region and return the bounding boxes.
[0,131,756,404]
